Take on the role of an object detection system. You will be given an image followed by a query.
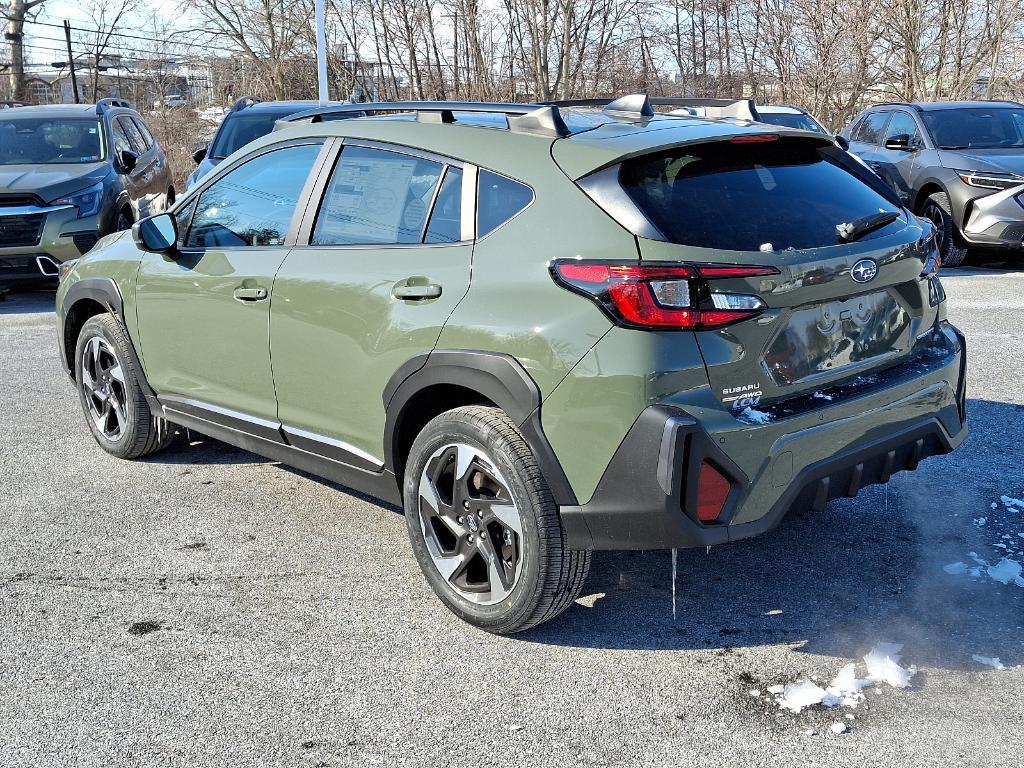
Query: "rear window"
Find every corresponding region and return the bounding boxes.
[618,138,903,252]
[210,111,297,158]
[758,112,827,134]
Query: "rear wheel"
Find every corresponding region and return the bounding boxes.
[920,192,968,268]
[403,406,590,634]
[74,314,174,459]
[114,207,133,232]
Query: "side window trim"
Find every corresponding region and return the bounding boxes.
[178,138,330,251]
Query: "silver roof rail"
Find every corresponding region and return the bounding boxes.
[546,95,760,122]
[275,100,571,138]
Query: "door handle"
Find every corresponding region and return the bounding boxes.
[392,280,442,301]
[233,286,268,302]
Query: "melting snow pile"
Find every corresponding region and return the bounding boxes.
[768,642,916,715]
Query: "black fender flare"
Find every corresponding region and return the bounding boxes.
[58,278,157,412]
[383,350,579,506]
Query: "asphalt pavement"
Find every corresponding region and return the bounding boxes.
[1,256,1021,767]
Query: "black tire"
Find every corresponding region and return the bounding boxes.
[920,192,968,268]
[403,405,591,634]
[114,208,133,232]
[74,314,174,459]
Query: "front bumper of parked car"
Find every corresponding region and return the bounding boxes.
[958,182,1024,247]
[0,204,102,283]
[559,322,967,550]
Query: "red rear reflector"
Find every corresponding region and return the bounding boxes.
[696,461,731,522]
[730,134,780,144]
[696,264,780,279]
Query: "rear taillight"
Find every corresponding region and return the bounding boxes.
[551,259,777,330]
[696,461,731,522]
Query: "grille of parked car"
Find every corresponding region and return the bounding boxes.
[0,194,45,208]
[0,212,46,247]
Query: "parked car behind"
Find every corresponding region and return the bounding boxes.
[56,96,966,633]
[841,100,1024,267]
[186,98,365,189]
[0,99,173,286]
[756,104,831,135]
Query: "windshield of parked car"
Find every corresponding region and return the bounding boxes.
[921,107,1024,149]
[619,137,904,251]
[0,117,104,165]
[758,111,828,134]
[209,110,301,159]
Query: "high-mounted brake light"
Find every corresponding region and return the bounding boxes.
[730,134,780,144]
[551,260,777,331]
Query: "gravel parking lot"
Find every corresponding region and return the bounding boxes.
[1,260,1022,767]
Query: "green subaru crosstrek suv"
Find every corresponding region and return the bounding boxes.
[55,96,967,633]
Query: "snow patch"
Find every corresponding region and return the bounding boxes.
[863,642,917,688]
[1000,495,1024,509]
[738,406,772,425]
[972,654,1005,670]
[830,722,849,735]
[943,561,969,575]
[986,557,1024,586]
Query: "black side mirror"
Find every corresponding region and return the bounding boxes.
[133,213,178,254]
[834,135,850,151]
[192,144,208,164]
[119,148,139,172]
[884,134,912,151]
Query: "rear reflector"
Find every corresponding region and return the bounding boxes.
[551,259,777,331]
[696,461,731,522]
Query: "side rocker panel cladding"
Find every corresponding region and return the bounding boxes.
[383,350,578,507]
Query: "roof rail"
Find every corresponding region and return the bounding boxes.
[275,100,571,138]
[544,95,760,122]
[95,98,132,114]
[229,97,259,113]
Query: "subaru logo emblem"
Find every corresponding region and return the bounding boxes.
[851,258,878,283]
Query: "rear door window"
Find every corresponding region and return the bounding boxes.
[312,146,444,245]
[618,137,904,252]
[477,170,533,237]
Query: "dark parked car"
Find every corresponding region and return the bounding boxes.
[187,99,366,189]
[0,99,173,285]
[841,100,1024,266]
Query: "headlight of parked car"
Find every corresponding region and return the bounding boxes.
[51,181,104,218]
[955,170,1024,191]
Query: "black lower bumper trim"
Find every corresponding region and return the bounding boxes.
[560,406,967,551]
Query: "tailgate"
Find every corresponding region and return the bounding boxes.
[640,229,939,408]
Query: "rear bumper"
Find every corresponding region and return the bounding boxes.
[560,322,967,550]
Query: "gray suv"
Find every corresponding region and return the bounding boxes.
[841,100,1024,267]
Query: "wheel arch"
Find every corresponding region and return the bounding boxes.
[60,277,123,377]
[913,181,947,214]
[383,350,579,506]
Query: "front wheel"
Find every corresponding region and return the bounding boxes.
[403,406,591,634]
[921,192,968,268]
[74,314,174,459]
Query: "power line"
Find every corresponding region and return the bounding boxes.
[25,18,247,54]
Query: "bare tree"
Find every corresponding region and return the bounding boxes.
[2,0,48,100]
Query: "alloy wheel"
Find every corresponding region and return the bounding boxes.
[417,443,524,605]
[80,335,128,441]
[922,202,946,253]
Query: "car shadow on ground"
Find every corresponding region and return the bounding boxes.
[0,288,56,314]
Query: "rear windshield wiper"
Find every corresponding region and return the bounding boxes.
[836,211,901,243]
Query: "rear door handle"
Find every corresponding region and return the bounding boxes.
[392,279,442,301]
[233,286,268,302]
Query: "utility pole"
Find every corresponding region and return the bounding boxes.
[314,0,328,103]
[63,19,79,103]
